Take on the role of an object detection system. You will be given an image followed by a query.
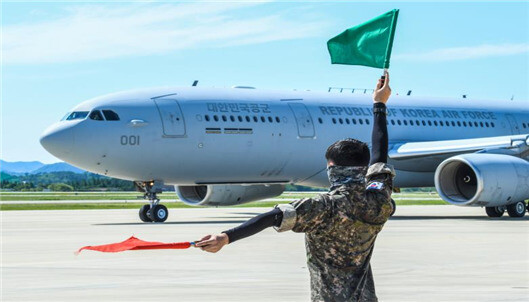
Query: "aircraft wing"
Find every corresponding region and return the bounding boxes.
[389,134,529,160]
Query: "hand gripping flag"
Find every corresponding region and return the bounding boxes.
[76,236,194,254]
[327,9,399,69]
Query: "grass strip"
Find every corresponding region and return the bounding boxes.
[0,199,448,211]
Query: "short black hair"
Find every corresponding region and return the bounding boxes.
[325,138,370,166]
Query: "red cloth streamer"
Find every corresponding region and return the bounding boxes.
[77,236,192,254]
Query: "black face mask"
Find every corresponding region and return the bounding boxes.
[327,165,367,190]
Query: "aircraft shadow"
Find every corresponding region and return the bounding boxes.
[94,220,248,226]
[390,215,529,221]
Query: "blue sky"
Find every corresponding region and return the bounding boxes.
[1,1,528,163]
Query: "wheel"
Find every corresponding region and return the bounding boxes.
[390,198,396,217]
[139,204,152,222]
[150,204,169,222]
[485,206,504,218]
[506,201,526,218]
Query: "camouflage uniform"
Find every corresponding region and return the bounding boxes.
[275,163,395,302]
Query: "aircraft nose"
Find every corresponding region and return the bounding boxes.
[40,123,74,159]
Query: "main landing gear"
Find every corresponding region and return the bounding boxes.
[135,180,169,223]
[485,201,527,218]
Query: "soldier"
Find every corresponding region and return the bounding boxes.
[196,71,395,302]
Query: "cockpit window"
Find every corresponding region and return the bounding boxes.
[102,110,120,121]
[89,110,105,121]
[65,111,89,120]
[60,112,71,121]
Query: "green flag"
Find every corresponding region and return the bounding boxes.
[327,9,399,69]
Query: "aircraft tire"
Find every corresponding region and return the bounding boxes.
[139,204,152,222]
[485,206,504,218]
[506,201,526,218]
[150,204,169,222]
[390,199,396,217]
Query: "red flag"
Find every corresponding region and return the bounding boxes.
[77,236,194,254]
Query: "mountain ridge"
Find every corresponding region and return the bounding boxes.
[0,160,85,175]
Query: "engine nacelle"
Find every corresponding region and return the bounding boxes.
[435,154,529,207]
[175,184,286,206]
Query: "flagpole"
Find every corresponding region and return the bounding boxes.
[380,68,388,88]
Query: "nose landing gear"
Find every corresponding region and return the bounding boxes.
[135,180,169,223]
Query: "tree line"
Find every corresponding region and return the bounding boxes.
[0,171,135,191]
[0,171,325,192]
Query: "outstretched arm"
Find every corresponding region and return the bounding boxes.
[370,70,391,165]
[196,208,283,253]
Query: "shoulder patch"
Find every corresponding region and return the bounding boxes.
[366,181,384,191]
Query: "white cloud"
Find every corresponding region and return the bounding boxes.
[394,43,529,62]
[2,3,328,64]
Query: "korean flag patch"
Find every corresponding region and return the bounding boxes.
[367,181,384,191]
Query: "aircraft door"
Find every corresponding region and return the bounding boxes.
[288,103,315,138]
[153,98,186,137]
[505,114,520,134]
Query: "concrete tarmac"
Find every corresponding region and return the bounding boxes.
[2,206,528,301]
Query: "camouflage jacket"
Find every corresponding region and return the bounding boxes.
[275,163,395,302]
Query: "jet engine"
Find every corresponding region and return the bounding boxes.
[175,184,286,206]
[434,153,529,207]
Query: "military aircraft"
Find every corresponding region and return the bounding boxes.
[40,84,529,222]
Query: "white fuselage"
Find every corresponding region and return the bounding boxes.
[40,86,528,188]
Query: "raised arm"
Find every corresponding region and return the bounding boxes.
[358,70,395,224]
[370,70,391,165]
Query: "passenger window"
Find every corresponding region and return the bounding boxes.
[485,122,489,127]
[427,120,432,126]
[391,120,395,125]
[268,116,273,123]
[261,116,266,123]
[439,121,444,126]
[474,122,479,127]
[253,116,258,122]
[214,115,219,122]
[222,115,227,122]
[352,119,357,125]
[238,116,243,122]
[332,118,337,124]
[89,110,104,121]
[463,121,467,127]
[457,121,461,127]
[339,118,343,124]
[205,115,210,122]
[433,121,438,126]
[230,115,235,122]
[345,118,350,124]
[397,120,402,126]
[318,117,323,124]
[403,120,408,126]
[102,110,119,121]
[491,122,495,127]
[422,120,426,126]
[359,119,364,125]
[276,117,281,123]
[246,116,251,122]
[479,122,484,127]
[451,121,456,126]
[365,119,370,125]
